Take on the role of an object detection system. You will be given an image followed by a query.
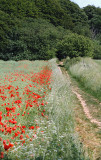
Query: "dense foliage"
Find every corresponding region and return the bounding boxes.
[56,33,94,60]
[0,0,101,60]
[84,5,101,37]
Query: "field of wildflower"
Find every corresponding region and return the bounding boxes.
[0,59,87,160]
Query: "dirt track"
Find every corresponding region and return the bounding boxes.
[73,90,101,128]
[58,64,101,128]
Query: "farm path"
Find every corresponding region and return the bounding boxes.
[58,62,101,160]
[58,63,101,128]
[72,90,101,128]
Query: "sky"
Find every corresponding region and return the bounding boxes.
[71,0,101,8]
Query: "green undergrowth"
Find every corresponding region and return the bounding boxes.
[65,57,101,101]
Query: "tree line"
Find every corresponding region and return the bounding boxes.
[0,0,101,60]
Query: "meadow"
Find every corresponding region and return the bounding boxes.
[0,59,87,160]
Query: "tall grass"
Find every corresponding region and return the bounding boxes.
[68,57,101,101]
[45,59,88,160]
[0,59,88,159]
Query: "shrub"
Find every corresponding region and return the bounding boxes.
[64,56,82,69]
[56,33,94,60]
[93,40,101,59]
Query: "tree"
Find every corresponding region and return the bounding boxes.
[56,33,94,60]
[84,5,101,37]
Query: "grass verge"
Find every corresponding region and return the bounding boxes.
[65,57,101,101]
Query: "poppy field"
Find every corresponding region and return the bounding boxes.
[0,59,87,160]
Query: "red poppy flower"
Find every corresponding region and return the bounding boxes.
[22,126,26,129]
[0,152,4,159]
[3,140,14,151]
[0,115,2,121]
[41,112,44,117]
[29,126,34,130]
[20,135,23,140]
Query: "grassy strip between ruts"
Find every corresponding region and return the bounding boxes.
[0,59,88,159]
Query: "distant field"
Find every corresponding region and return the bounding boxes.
[0,60,87,160]
[68,58,101,101]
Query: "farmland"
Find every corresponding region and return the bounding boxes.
[0,59,87,160]
[0,0,101,159]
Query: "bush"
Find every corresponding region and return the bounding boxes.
[64,56,82,69]
[93,40,101,59]
[56,33,94,60]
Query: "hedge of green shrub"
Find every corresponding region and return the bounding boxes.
[56,33,94,60]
